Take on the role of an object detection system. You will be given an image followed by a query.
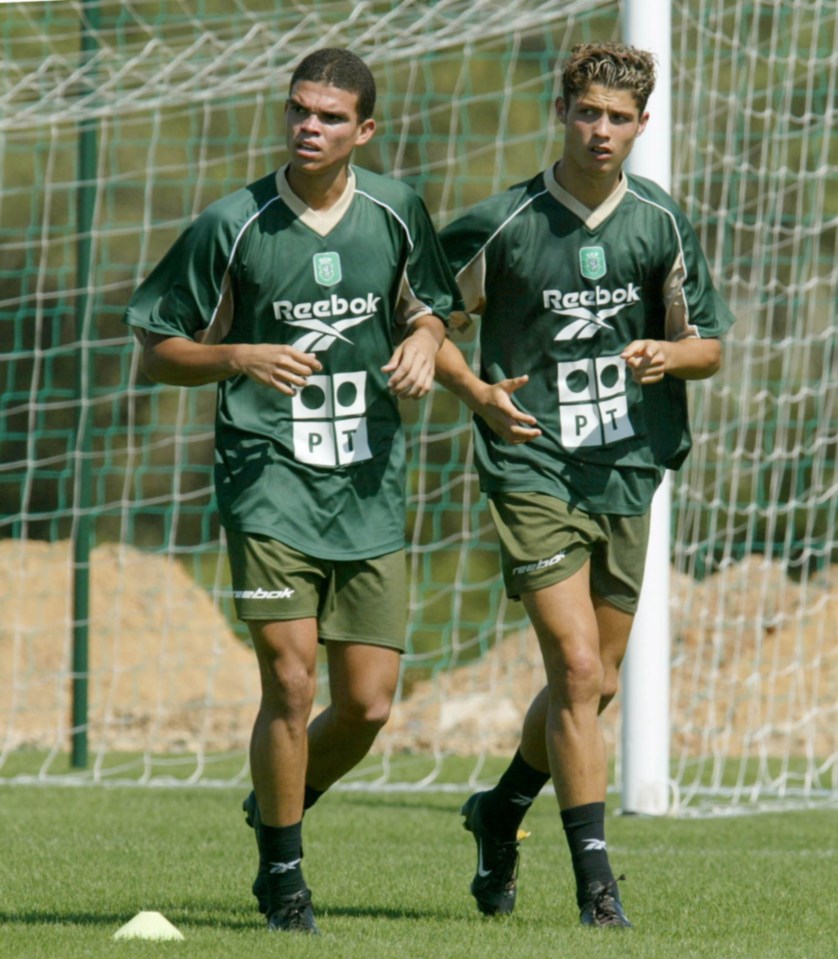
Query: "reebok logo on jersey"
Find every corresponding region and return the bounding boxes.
[274,293,380,352]
[233,587,295,600]
[273,292,381,323]
[511,551,566,576]
[287,313,373,353]
[543,283,640,341]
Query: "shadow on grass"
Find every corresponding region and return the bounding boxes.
[0,910,131,928]
[0,908,260,933]
[330,794,466,817]
[311,903,443,921]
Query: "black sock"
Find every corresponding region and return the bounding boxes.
[262,820,307,900]
[303,784,324,811]
[561,802,616,907]
[481,750,551,840]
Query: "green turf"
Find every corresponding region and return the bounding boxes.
[1,785,835,958]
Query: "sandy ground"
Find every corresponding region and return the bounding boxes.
[1,540,835,762]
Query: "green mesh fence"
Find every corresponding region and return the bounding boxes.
[0,0,835,809]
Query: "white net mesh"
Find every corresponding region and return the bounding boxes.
[1,0,835,813]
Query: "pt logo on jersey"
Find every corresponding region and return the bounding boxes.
[557,354,635,450]
[579,246,606,280]
[313,251,342,287]
[292,372,372,468]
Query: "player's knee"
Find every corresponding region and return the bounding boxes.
[337,694,392,733]
[357,697,393,731]
[261,661,316,719]
[557,647,605,705]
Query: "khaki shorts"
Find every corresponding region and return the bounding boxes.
[225,530,406,651]
[488,491,651,614]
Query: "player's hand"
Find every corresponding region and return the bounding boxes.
[237,343,322,395]
[382,326,439,399]
[476,375,541,444]
[622,339,668,384]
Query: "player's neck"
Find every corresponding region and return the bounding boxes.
[285,164,351,211]
[553,159,623,211]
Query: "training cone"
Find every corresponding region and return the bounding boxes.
[113,910,185,941]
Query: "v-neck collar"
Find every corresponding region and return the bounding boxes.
[543,165,628,230]
[275,165,357,237]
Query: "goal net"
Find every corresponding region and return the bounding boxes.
[1,0,835,813]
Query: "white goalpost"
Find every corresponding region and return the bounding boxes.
[1,0,835,815]
[621,0,673,816]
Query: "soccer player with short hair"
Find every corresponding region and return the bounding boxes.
[436,41,734,928]
[124,47,460,934]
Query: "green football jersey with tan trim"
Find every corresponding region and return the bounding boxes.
[441,167,734,516]
[125,166,460,558]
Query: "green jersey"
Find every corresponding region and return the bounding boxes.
[125,166,460,558]
[441,168,734,515]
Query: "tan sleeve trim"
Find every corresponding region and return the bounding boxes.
[662,252,700,341]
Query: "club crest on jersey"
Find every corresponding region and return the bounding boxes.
[579,246,606,280]
[313,252,342,287]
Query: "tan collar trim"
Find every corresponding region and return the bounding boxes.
[543,166,628,229]
[275,165,356,236]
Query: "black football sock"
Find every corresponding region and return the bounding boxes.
[560,801,616,907]
[262,820,307,901]
[481,749,551,840]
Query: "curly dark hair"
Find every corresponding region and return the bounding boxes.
[289,48,376,121]
[561,42,657,112]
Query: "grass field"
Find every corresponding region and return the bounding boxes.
[1,784,835,959]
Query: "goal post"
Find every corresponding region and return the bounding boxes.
[0,1,835,814]
[621,0,673,816]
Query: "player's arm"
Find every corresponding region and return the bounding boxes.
[435,337,541,444]
[626,203,732,387]
[621,336,722,385]
[382,313,446,399]
[141,331,322,395]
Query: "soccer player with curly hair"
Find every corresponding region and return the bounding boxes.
[437,42,734,928]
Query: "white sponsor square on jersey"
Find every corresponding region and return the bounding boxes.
[335,417,371,465]
[293,376,334,419]
[332,371,367,417]
[294,420,338,466]
[595,356,627,398]
[557,355,635,449]
[292,372,372,467]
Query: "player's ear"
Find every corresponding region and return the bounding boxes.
[636,111,650,136]
[355,117,376,146]
[555,97,567,124]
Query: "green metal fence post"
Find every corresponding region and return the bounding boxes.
[71,0,101,770]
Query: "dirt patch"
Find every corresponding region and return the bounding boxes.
[1,541,835,759]
[383,558,837,759]
[0,539,258,753]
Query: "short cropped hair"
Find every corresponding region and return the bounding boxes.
[561,42,657,113]
[289,48,377,121]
